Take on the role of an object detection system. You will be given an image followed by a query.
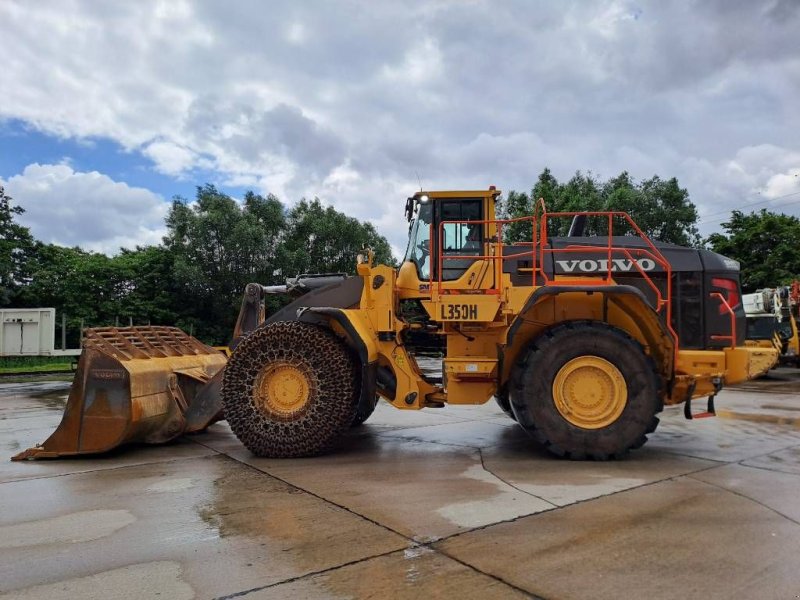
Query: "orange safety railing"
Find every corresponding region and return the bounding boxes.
[709,292,737,349]
[432,199,682,358]
[429,215,539,296]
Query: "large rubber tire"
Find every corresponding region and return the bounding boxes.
[351,395,378,427]
[494,389,517,421]
[222,321,359,457]
[509,321,661,460]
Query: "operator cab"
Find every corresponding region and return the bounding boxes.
[400,189,499,289]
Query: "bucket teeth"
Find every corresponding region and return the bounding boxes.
[83,326,217,360]
[11,446,58,461]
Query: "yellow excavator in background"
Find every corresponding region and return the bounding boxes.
[14,189,777,461]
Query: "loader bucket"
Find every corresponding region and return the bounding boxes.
[12,326,228,460]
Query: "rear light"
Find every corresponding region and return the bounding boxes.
[712,277,741,314]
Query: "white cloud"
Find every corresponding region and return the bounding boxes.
[142,141,198,176]
[676,144,800,234]
[1,164,168,254]
[285,22,307,45]
[765,169,800,198]
[381,38,443,84]
[0,1,799,254]
[587,1,641,38]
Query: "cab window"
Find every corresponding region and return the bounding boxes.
[403,202,433,280]
[439,199,483,281]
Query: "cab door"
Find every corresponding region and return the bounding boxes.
[437,198,484,282]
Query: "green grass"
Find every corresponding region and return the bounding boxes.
[0,356,75,374]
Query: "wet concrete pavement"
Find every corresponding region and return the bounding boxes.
[1,373,800,599]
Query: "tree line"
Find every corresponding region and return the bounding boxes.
[2,170,798,346]
[499,168,701,246]
[0,184,393,345]
[500,169,800,292]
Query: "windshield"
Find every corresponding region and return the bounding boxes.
[403,202,432,280]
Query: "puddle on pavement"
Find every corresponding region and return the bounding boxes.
[0,383,72,410]
[403,545,435,584]
[731,381,800,394]
[197,472,306,542]
[0,560,193,600]
[145,477,195,493]
[29,388,70,409]
[0,509,136,549]
[514,476,650,506]
[435,463,552,528]
[760,404,800,412]
[0,380,69,394]
[749,447,800,469]
[259,546,528,600]
[403,548,426,584]
[194,464,403,576]
[715,410,800,428]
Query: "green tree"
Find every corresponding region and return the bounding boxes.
[706,210,800,291]
[502,169,700,246]
[13,182,398,345]
[554,171,604,236]
[19,244,119,346]
[500,168,564,242]
[164,185,287,343]
[0,185,34,305]
[20,243,179,322]
[17,244,83,313]
[605,175,700,246]
[113,245,181,325]
[279,198,395,275]
[500,190,534,243]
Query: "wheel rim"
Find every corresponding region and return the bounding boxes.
[552,356,627,429]
[253,361,313,420]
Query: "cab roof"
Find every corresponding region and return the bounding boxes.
[412,188,501,200]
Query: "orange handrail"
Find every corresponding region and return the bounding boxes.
[432,201,681,360]
[709,292,737,349]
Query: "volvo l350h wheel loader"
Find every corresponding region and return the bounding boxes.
[14,188,777,461]
[220,188,776,460]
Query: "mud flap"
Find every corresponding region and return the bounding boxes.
[12,327,227,460]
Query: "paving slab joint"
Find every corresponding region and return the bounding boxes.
[686,474,800,526]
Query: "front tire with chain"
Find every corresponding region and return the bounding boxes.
[351,395,378,427]
[222,321,359,457]
[510,321,661,460]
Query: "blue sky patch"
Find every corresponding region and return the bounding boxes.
[0,119,247,202]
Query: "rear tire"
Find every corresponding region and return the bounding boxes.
[222,321,359,457]
[510,321,661,460]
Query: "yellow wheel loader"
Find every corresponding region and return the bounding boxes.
[14,189,777,461]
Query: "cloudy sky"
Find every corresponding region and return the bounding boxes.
[1,0,798,256]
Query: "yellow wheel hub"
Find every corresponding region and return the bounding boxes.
[552,356,627,429]
[253,362,312,419]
